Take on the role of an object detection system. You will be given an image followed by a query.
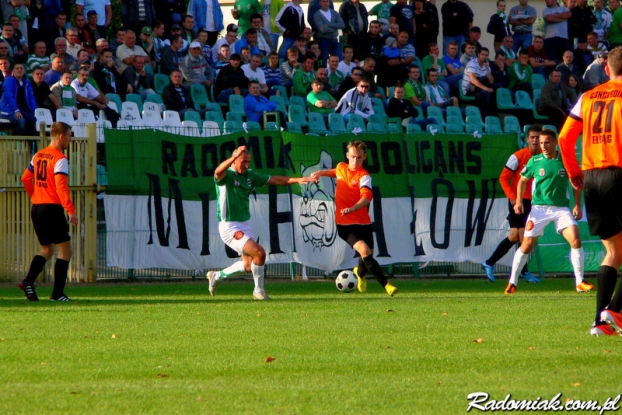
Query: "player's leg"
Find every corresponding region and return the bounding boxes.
[506,236,538,294]
[597,233,622,332]
[560,223,590,290]
[242,238,270,299]
[19,244,54,301]
[351,234,397,296]
[50,240,72,301]
[483,201,520,281]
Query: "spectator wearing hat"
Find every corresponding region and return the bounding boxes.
[212,25,239,64]
[121,0,156,36]
[214,53,249,103]
[180,41,214,89]
[276,0,306,59]
[123,55,155,100]
[163,24,189,53]
[160,34,184,76]
[186,0,224,48]
[460,26,483,55]
[162,69,206,118]
[573,36,592,75]
[116,30,151,72]
[139,26,155,61]
[85,10,107,47]
[307,77,336,121]
[582,50,609,91]
[76,0,112,27]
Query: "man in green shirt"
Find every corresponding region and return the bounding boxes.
[505,129,593,295]
[403,65,430,112]
[307,78,337,119]
[206,146,310,300]
[508,49,533,94]
[369,0,393,21]
[292,55,315,96]
[232,0,263,35]
[609,0,622,48]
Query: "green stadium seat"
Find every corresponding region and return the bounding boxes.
[371,98,386,115]
[270,85,289,105]
[427,106,445,126]
[446,122,464,133]
[532,73,546,91]
[485,116,502,131]
[368,113,387,126]
[427,124,444,133]
[515,91,533,110]
[286,121,303,133]
[459,79,476,103]
[154,74,170,95]
[287,104,308,127]
[289,96,307,111]
[347,113,366,132]
[245,121,262,131]
[532,89,549,121]
[503,115,520,133]
[226,112,244,123]
[366,122,387,133]
[205,102,223,118]
[308,112,328,135]
[542,124,558,133]
[125,93,143,113]
[205,111,224,130]
[270,95,287,113]
[105,93,122,114]
[465,106,483,125]
[496,88,516,111]
[224,121,243,134]
[190,84,210,110]
[446,106,464,125]
[485,124,503,134]
[406,123,423,133]
[229,94,246,118]
[328,113,346,134]
[184,110,202,127]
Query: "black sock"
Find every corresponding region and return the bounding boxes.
[25,255,47,285]
[356,257,367,277]
[52,259,69,298]
[595,265,618,324]
[606,270,622,312]
[485,238,515,266]
[362,255,388,287]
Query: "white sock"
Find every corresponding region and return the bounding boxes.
[251,262,265,292]
[219,261,246,280]
[570,247,585,285]
[509,249,529,286]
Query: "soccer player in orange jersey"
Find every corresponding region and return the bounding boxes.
[559,46,622,336]
[310,140,398,296]
[20,122,78,301]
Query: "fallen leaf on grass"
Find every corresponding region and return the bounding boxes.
[473,338,483,343]
[1,337,4,341]
[265,356,275,363]
[603,350,612,354]
[257,313,262,317]
[386,309,394,312]
[91,391,98,396]
[442,312,448,316]
[156,374,168,378]
[111,334,116,339]
[572,382,580,387]
[197,396,204,402]
[41,362,47,366]
[528,346,536,350]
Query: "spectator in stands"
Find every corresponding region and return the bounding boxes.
[249,13,275,57]
[26,41,50,76]
[186,0,225,47]
[360,57,384,99]
[50,38,76,72]
[404,65,429,112]
[234,28,261,57]
[196,29,213,66]
[587,31,608,60]
[383,22,400,45]
[307,77,337,121]
[424,68,459,113]
[44,56,65,86]
[263,52,282,88]
[231,0,262,35]
[609,0,622,49]
[315,67,330,91]
[78,13,97,54]
[387,82,434,129]
[389,0,414,46]
[528,36,556,76]
[565,74,581,103]
[462,47,495,117]
[160,35,184,76]
[76,0,112,27]
[326,55,344,98]
[381,30,415,86]
[116,30,151,72]
[93,48,129,100]
[121,0,156,36]
[339,0,368,61]
[241,53,268,95]
[0,63,37,135]
[592,0,612,43]
[244,79,280,126]
[441,0,473,56]
[180,41,214,90]
[43,12,67,54]
[460,41,477,67]
[292,54,316,97]
[212,25,239,64]
[413,0,439,60]
[69,49,92,73]
[556,50,582,83]
[509,0,537,53]
[122,55,155,100]
[508,49,533,94]
[543,0,571,63]
[64,27,81,59]
[488,0,512,52]
[214,53,249,103]
[360,20,383,62]
[261,0,283,51]
[162,69,203,118]
[370,0,392,22]
[8,15,29,60]
[307,0,331,34]
[1,23,22,64]
[498,36,517,67]
[336,66,361,98]
[583,50,609,91]
[72,66,119,125]
[461,26,483,54]
[491,51,510,89]
[214,44,231,76]
[315,0,345,65]
[422,42,452,96]
[138,26,155,62]
[163,24,188,53]
[337,44,358,76]
[239,46,251,65]
[50,72,78,118]
[31,67,59,113]
[569,0,596,47]
[538,68,576,130]
[150,21,166,67]
[155,0,185,34]
[335,75,374,120]
[109,28,125,55]
[443,42,464,80]
[276,0,306,59]
[573,36,592,75]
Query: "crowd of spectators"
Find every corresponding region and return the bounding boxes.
[0,0,619,135]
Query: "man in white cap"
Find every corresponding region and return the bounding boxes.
[180,41,214,89]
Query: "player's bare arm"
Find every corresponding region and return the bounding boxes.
[514,176,528,214]
[341,196,371,216]
[309,169,336,181]
[267,176,313,186]
[572,188,583,220]
[214,145,247,180]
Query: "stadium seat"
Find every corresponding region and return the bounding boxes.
[446,106,464,125]
[465,106,483,125]
[142,110,162,127]
[205,111,224,130]
[125,93,143,113]
[181,120,201,136]
[121,101,142,123]
[366,122,386,133]
[466,117,484,132]
[228,94,246,118]
[485,124,503,134]
[96,119,112,143]
[96,164,108,186]
[154,74,170,95]
[371,98,386,115]
[117,120,130,129]
[496,88,516,111]
[145,93,165,112]
[466,124,482,135]
[77,108,96,124]
[446,116,464,132]
[56,108,75,125]
[532,89,549,121]
[226,112,244,123]
[162,110,182,126]
[265,121,279,131]
[209,85,227,108]
[287,105,308,127]
[427,124,444,133]
[542,124,558,133]
[270,85,289,105]
[485,116,502,132]
[388,86,395,99]
[224,121,243,134]
[245,121,262,131]
[269,95,287,113]
[205,102,223,118]
[503,115,520,133]
[308,112,328,135]
[347,113,366,132]
[190,84,210,110]
[532,73,546,91]
[406,123,423,133]
[35,108,53,132]
[202,120,220,137]
[368,113,387,126]
[286,121,303,133]
[459,79,476,103]
[328,113,346,134]
[106,93,123,114]
[426,106,445,126]
[515,91,533,110]
[184,110,202,126]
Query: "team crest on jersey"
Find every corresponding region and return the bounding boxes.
[526,220,535,231]
[539,168,545,177]
[233,231,244,240]
[234,180,240,186]
[559,169,566,177]
[350,179,358,186]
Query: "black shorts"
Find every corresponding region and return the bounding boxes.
[337,224,374,250]
[507,198,532,229]
[584,167,622,239]
[31,204,70,246]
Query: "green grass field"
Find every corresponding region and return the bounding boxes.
[1,278,621,414]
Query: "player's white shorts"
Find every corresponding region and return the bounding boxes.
[218,221,254,256]
[523,205,577,237]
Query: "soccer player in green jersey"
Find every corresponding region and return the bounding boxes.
[207,145,311,300]
[505,129,594,295]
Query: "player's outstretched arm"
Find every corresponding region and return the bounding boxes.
[267,176,313,186]
[309,169,336,182]
[215,145,247,180]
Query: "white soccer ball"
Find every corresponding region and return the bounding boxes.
[335,270,357,293]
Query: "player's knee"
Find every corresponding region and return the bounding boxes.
[254,246,266,262]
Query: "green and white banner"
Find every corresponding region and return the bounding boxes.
[103,129,604,272]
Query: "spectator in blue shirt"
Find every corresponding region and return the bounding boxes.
[244,79,283,127]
